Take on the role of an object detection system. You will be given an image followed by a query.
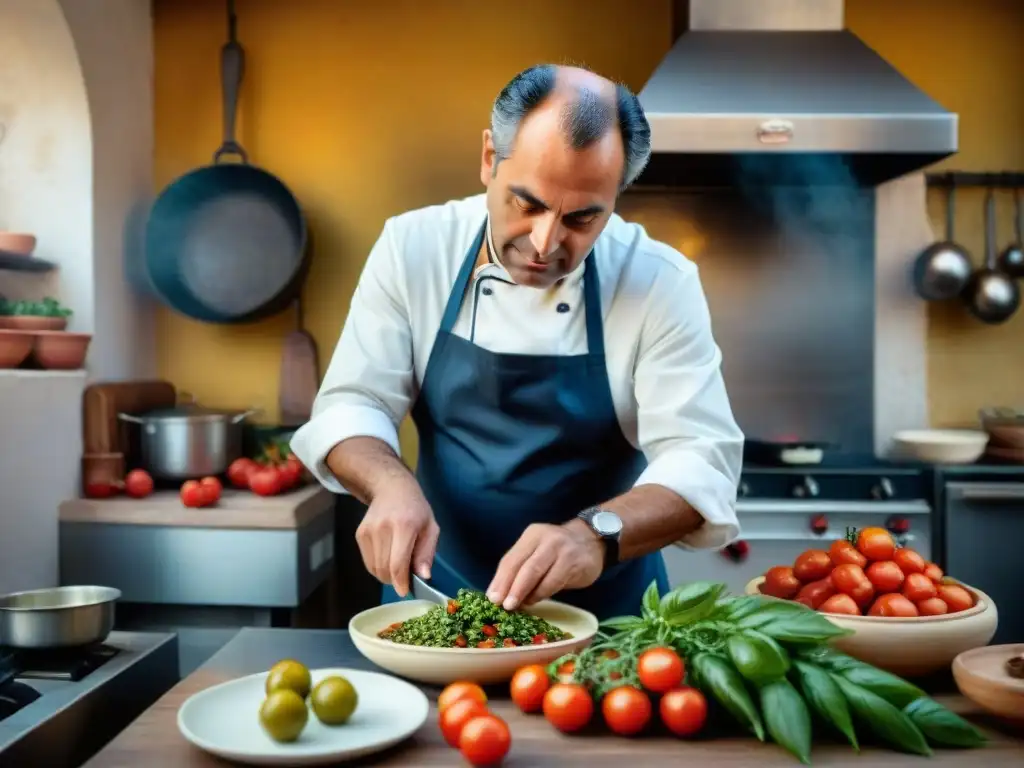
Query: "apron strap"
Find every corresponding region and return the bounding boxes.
[438,218,604,357]
[439,221,487,334]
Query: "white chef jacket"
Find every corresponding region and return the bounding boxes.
[290,193,744,550]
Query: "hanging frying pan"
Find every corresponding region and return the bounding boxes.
[143,0,308,324]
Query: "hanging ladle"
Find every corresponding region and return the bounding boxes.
[996,187,1024,277]
[964,187,1020,324]
[913,182,972,301]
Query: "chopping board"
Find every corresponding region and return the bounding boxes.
[82,380,177,456]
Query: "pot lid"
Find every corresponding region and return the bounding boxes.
[140,404,247,422]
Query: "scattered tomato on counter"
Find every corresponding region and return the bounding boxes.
[758,527,977,617]
[123,469,154,499]
[180,479,215,508]
[601,685,652,736]
[636,647,685,693]
[658,687,708,738]
[509,664,549,713]
[200,476,222,504]
[227,458,257,489]
[435,681,509,766]
[84,481,121,499]
[249,465,283,496]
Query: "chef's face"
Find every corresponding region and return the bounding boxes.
[480,106,624,288]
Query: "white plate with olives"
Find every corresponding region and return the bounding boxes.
[177,661,429,765]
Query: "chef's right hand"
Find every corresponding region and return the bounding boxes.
[355,480,440,598]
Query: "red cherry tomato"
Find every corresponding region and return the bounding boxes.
[199,476,222,504]
[510,664,550,713]
[249,466,283,496]
[123,469,153,499]
[636,647,685,693]
[601,685,652,737]
[659,686,708,738]
[793,549,834,582]
[439,697,489,748]
[459,714,511,767]
[542,683,593,733]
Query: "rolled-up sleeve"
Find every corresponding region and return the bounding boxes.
[632,261,744,550]
[289,220,414,494]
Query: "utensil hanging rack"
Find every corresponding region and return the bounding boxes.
[926,172,1024,189]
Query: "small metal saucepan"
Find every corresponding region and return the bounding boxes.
[119,394,260,480]
[0,586,121,649]
[964,187,1021,324]
[913,183,972,301]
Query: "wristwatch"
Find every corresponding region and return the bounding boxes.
[576,507,623,570]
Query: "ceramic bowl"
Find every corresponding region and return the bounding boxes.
[891,429,988,464]
[952,644,1024,725]
[0,330,34,368]
[745,577,998,677]
[349,599,598,685]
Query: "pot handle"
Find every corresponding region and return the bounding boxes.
[231,407,262,424]
[177,390,197,406]
[117,413,145,424]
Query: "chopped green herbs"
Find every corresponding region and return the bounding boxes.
[377,589,572,648]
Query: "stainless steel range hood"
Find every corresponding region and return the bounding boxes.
[636,0,958,187]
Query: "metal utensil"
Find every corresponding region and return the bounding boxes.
[913,183,972,301]
[279,297,319,427]
[997,188,1024,278]
[0,586,121,649]
[411,574,449,605]
[964,187,1020,324]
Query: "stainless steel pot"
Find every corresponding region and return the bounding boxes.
[0,585,121,649]
[119,399,259,480]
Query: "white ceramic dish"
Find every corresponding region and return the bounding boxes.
[746,577,998,677]
[891,429,988,464]
[349,598,598,685]
[177,667,428,766]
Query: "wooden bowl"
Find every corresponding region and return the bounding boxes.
[349,599,597,685]
[0,330,34,368]
[746,577,998,677]
[891,429,988,464]
[952,644,1024,726]
[0,232,37,256]
[31,331,91,370]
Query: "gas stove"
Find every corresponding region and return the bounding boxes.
[0,632,177,768]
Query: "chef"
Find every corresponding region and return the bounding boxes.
[290,64,744,620]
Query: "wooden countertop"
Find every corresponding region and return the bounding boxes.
[59,485,333,530]
[83,628,1024,768]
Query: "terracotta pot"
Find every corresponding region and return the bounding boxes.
[0,315,68,331]
[31,331,92,370]
[0,232,37,256]
[0,330,34,368]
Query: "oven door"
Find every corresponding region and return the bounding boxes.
[942,482,1024,646]
[661,499,932,598]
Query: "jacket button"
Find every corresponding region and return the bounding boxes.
[481,286,493,296]
[556,302,570,313]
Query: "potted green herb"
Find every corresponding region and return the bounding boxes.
[0,297,73,331]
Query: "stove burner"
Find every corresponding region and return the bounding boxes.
[0,644,118,683]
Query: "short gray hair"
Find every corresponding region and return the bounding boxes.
[490,64,651,190]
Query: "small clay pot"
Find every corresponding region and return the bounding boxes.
[32,330,92,370]
[0,232,37,256]
[0,315,68,331]
[0,330,34,368]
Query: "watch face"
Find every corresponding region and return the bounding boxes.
[590,510,623,537]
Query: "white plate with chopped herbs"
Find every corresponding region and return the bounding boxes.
[348,589,598,685]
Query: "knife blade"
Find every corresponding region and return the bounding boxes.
[411,573,449,605]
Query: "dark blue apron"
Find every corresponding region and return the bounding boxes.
[381,220,668,619]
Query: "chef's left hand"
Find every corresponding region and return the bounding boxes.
[486,521,603,611]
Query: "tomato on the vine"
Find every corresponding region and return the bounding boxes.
[459,714,511,767]
[856,527,896,561]
[510,664,550,713]
[542,682,593,733]
[601,685,652,736]
[227,458,255,489]
[636,647,684,693]
[829,539,867,568]
[659,686,708,737]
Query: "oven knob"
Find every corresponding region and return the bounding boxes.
[792,476,819,499]
[721,540,750,563]
[872,477,895,500]
[738,481,751,498]
[810,514,829,535]
[887,516,910,535]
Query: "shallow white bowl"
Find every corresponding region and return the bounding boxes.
[349,599,598,685]
[177,667,428,766]
[746,577,998,677]
[891,429,988,464]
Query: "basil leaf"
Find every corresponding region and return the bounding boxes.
[714,595,768,621]
[660,581,724,626]
[792,660,859,749]
[760,678,813,765]
[751,610,854,644]
[904,697,987,748]
[641,581,661,620]
[692,653,765,741]
[832,674,932,755]
[795,646,861,672]
[734,600,812,630]
[727,629,791,685]
[837,664,927,709]
[600,615,646,633]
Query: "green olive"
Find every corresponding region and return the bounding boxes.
[309,675,358,725]
[259,689,308,742]
[265,659,312,699]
